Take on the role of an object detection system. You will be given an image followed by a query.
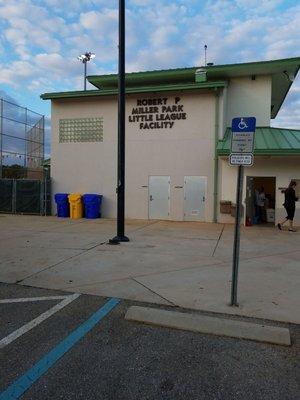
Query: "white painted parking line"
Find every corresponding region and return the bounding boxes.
[0,295,70,304]
[0,298,120,400]
[0,293,80,349]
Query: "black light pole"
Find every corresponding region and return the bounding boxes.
[110,0,129,243]
[77,52,95,91]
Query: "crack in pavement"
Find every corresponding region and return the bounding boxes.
[131,277,177,306]
[212,224,226,257]
[15,241,108,284]
[16,222,159,284]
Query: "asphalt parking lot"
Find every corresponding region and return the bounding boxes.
[0,283,299,400]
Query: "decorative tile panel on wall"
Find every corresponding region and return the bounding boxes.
[59,118,103,143]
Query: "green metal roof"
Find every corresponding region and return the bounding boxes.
[41,57,300,119]
[207,57,300,118]
[204,57,300,78]
[87,68,198,89]
[206,58,300,119]
[87,58,300,88]
[86,57,300,119]
[40,81,227,100]
[217,127,300,156]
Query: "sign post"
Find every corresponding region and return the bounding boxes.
[231,163,244,306]
[229,117,256,306]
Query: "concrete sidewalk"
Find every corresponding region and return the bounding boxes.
[0,215,299,324]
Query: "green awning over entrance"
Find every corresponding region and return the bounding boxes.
[217,127,300,156]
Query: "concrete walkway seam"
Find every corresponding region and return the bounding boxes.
[125,306,291,346]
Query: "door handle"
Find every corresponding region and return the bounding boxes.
[203,196,205,202]
[150,195,153,201]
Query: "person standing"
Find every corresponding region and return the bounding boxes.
[255,186,266,223]
[278,181,298,232]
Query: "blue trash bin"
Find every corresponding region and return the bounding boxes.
[54,193,70,218]
[83,194,103,219]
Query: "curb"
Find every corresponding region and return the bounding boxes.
[125,306,291,346]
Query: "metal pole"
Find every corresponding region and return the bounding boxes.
[231,165,244,306]
[84,61,87,91]
[42,115,45,165]
[25,107,28,174]
[0,99,3,179]
[110,0,129,244]
[42,116,46,216]
[213,90,219,223]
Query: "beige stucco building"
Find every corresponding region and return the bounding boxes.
[42,57,300,226]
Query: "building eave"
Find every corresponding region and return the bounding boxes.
[86,57,300,119]
[40,81,228,100]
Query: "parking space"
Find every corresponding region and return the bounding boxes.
[0,284,111,398]
[0,283,299,400]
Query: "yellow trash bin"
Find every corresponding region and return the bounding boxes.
[68,193,83,219]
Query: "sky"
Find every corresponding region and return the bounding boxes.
[0,0,300,157]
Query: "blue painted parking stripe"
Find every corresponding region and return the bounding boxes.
[0,297,121,400]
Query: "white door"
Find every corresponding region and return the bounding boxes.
[184,176,206,221]
[149,176,170,220]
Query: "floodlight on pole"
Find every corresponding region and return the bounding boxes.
[77,52,95,90]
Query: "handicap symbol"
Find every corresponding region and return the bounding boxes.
[238,118,248,130]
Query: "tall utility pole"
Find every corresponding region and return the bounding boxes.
[77,52,95,90]
[0,99,3,179]
[110,0,129,243]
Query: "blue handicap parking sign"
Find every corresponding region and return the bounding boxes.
[232,117,256,132]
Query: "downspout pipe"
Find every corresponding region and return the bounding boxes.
[213,89,220,223]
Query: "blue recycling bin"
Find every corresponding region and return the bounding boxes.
[83,194,103,219]
[54,193,70,218]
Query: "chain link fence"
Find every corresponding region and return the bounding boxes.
[0,98,45,179]
[0,179,51,215]
[0,99,51,215]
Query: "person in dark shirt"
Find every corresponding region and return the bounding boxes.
[277,180,298,232]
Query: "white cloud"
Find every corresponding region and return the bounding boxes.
[0,60,35,86]
[0,0,299,128]
[127,46,189,72]
[129,0,153,5]
[236,0,283,13]
[5,28,27,46]
[150,25,179,49]
[79,9,118,34]
[0,1,47,21]
[0,89,20,104]
[35,53,77,75]
[272,77,300,129]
